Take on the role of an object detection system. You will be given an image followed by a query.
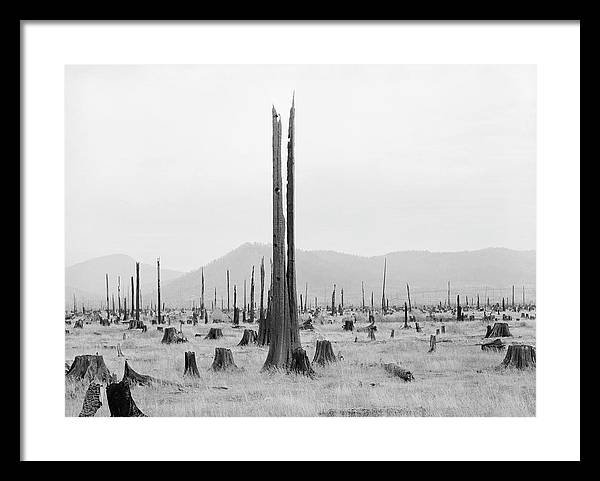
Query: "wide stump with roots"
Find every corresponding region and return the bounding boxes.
[210,347,239,372]
[106,380,147,417]
[342,319,354,331]
[501,344,536,369]
[383,363,414,382]
[312,340,337,366]
[183,351,200,377]
[123,360,156,386]
[288,347,315,378]
[66,354,112,384]
[237,329,258,346]
[485,322,512,338]
[205,328,223,340]
[161,327,188,344]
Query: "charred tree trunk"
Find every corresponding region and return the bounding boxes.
[501,344,536,369]
[456,294,462,321]
[106,380,146,417]
[312,340,337,366]
[343,319,354,331]
[264,107,287,370]
[130,276,135,318]
[233,285,239,325]
[428,334,437,352]
[117,276,121,318]
[135,262,140,322]
[259,257,265,322]
[381,258,387,313]
[157,257,161,325]
[362,281,365,310]
[105,273,110,322]
[211,347,239,371]
[250,266,255,323]
[227,269,230,312]
[201,267,205,317]
[407,283,412,311]
[403,302,409,328]
[183,351,200,377]
[331,284,336,316]
[416,322,422,333]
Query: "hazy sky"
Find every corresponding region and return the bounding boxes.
[65,65,536,272]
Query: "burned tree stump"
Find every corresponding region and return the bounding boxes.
[106,380,147,417]
[312,340,337,366]
[123,360,155,386]
[116,343,124,357]
[210,347,239,372]
[415,322,422,333]
[367,326,376,341]
[183,351,200,377]
[436,328,440,336]
[428,335,437,352]
[237,329,258,346]
[342,319,354,331]
[78,382,102,417]
[441,325,446,334]
[485,322,512,338]
[501,344,536,369]
[383,363,414,382]
[288,347,315,377]
[161,326,188,344]
[74,319,84,329]
[390,329,395,338]
[299,318,314,331]
[485,325,492,338]
[66,354,112,384]
[205,328,223,340]
[481,338,506,351]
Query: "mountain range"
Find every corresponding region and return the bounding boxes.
[66,244,535,309]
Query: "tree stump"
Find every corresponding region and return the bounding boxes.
[481,338,506,351]
[78,382,103,417]
[312,340,337,366]
[367,327,376,341]
[66,354,112,384]
[74,319,84,329]
[299,318,314,331]
[116,343,124,357]
[390,329,395,338]
[343,319,354,331]
[123,360,155,386]
[161,326,188,344]
[428,335,437,352]
[436,328,440,336]
[501,344,536,369]
[485,322,512,338]
[237,329,258,346]
[210,348,239,371]
[205,328,223,340]
[106,380,147,417]
[383,363,414,382]
[415,322,422,333]
[183,351,200,377]
[441,325,446,334]
[288,347,315,378]
[157,326,163,331]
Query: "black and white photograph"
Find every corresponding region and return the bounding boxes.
[21,21,580,461]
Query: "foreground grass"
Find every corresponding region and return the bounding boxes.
[65,313,536,417]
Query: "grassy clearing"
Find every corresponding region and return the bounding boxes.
[65,313,535,417]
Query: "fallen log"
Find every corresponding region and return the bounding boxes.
[383,363,414,382]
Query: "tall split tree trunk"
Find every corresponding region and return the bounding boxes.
[130,276,134,318]
[135,262,140,322]
[117,276,121,317]
[381,258,387,313]
[406,283,412,312]
[227,269,230,312]
[286,95,300,353]
[331,284,336,316]
[250,266,255,323]
[105,273,110,321]
[456,294,461,321]
[157,257,161,324]
[361,281,365,310]
[263,98,303,371]
[201,267,205,317]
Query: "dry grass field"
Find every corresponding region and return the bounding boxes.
[65,311,536,417]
